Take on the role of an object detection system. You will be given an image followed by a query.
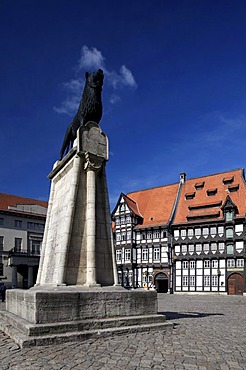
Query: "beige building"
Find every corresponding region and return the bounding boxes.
[0,193,47,288]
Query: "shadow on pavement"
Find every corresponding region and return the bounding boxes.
[160,311,224,320]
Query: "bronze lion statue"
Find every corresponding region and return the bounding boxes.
[60,69,104,160]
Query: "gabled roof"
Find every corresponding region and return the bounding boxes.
[0,193,48,217]
[173,168,246,225]
[127,183,179,228]
[122,194,143,218]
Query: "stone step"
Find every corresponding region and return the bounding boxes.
[0,316,173,348]
[0,310,167,336]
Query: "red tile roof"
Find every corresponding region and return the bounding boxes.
[173,169,246,224]
[127,183,179,228]
[0,193,48,216]
[122,194,143,218]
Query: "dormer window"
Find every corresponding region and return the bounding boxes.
[228,184,239,193]
[225,210,233,222]
[185,192,195,200]
[223,176,234,185]
[195,182,205,190]
[207,188,217,196]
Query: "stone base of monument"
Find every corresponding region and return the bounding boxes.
[0,286,173,348]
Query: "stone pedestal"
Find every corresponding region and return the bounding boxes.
[0,122,172,347]
[36,122,117,287]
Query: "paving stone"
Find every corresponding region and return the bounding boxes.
[0,295,245,369]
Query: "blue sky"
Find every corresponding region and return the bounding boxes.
[1,0,246,208]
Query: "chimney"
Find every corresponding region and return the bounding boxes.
[180,172,186,184]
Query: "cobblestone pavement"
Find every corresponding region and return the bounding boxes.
[0,294,245,370]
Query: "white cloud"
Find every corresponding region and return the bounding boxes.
[62,78,84,95]
[119,65,137,88]
[78,45,105,70]
[53,96,80,116]
[54,45,137,115]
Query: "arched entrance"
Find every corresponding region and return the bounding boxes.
[154,273,168,293]
[227,273,244,295]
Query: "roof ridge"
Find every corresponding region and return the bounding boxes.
[184,168,244,183]
[127,181,179,195]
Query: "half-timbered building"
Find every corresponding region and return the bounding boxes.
[112,168,246,295]
[112,183,179,292]
[172,168,246,295]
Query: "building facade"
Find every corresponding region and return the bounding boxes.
[112,169,246,295]
[0,193,48,288]
[112,183,179,293]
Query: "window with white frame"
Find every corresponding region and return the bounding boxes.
[153,230,160,239]
[116,249,122,261]
[227,244,234,254]
[211,243,217,252]
[210,226,216,236]
[174,230,179,238]
[120,216,125,225]
[141,233,146,240]
[121,232,126,241]
[226,228,233,238]
[188,229,194,237]
[142,248,148,261]
[204,275,210,286]
[154,247,160,261]
[182,261,188,269]
[181,244,187,254]
[125,249,131,261]
[182,276,188,286]
[237,259,244,268]
[219,242,224,252]
[212,260,218,268]
[204,260,210,268]
[227,259,235,268]
[202,227,209,236]
[115,218,120,226]
[116,233,121,241]
[218,226,224,235]
[181,229,186,238]
[190,276,195,286]
[126,216,131,223]
[190,260,195,269]
[212,275,218,286]
[203,243,209,253]
[195,228,201,237]
[147,231,152,239]
[196,244,202,253]
[188,244,194,253]
[127,231,131,240]
[235,224,243,233]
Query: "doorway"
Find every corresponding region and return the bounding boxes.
[227,273,244,295]
[154,273,168,293]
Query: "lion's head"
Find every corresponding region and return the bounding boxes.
[85,69,104,89]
